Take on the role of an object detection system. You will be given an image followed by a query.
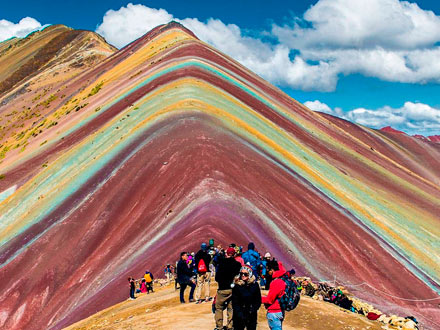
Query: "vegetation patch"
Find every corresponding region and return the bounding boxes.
[0,145,10,159]
[40,94,58,108]
[88,81,104,97]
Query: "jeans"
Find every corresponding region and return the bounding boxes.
[267,312,284,330]
[130,287,135,299]
[180,281,195,302]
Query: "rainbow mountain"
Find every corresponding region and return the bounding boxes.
[0,22,439,329]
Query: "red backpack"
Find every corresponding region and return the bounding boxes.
[198,259,207,273]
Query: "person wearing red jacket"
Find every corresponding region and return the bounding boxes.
[261,261,286,330]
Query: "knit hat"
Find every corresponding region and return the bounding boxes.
[240,265,253,278]
[201,242,208,250]
[226,247,236,256]
[248,242,255,250]
[264,252,271,258]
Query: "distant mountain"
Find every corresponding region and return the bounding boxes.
[0,22,439,329]
[380,126,440,143]
[380,125,406,134]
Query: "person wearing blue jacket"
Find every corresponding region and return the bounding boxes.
[242,243,262,276]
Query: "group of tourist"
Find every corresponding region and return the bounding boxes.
[127,240,298,329]
[127,270,155,300]
[176,241,298,330]
[127,240,421,330]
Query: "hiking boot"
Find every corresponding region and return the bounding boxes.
[189,299,195,302]
[180,301,186,304]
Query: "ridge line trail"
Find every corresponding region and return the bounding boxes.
[66,282,382,330]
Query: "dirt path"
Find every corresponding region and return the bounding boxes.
[65,283,383,330]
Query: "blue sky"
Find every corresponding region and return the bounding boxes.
[1,0,440,135]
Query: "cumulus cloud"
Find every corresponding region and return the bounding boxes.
[0,17,43,42]
[96,4,173,49]
[272,0,440,85]
[273,0,440,50]
[306,100,440,135]
[304,100,333,114]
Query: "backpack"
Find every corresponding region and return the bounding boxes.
[198,259,207,273]
[278,275,300,311]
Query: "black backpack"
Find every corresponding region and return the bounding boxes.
[277,274,300,311]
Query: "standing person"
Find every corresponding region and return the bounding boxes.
[242,242,262,276]
[164,264,172,283]
[262,261,287,330]
[144,270,154,293]
[177,252,196,303]
[260,253,271,287]
[213,247,225,272]
[232,265,261,330]
[235,246,245,266]
[265,258,278,290]
[214,247,241,330]
[209,238,215,248]
[188,253,196,274]
[175,261,180,290]
[195,242,212,303]
[128,277,136,300]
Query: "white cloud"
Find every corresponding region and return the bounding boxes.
[0,17,43,42]
[272,0,440,86]
[96,4,173,49]
[274,0,440,50]
[304,100,333,114]
[307,100,440,135]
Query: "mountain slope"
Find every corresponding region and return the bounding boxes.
[0,22,438,329]
[0,25,116,170]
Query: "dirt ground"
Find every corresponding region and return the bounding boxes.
[65,282,383,330]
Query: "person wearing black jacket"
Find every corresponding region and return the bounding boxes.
[176,252,195,303]
[194,242,212,303]
[214,247,241,330]
[232,265,261,330]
